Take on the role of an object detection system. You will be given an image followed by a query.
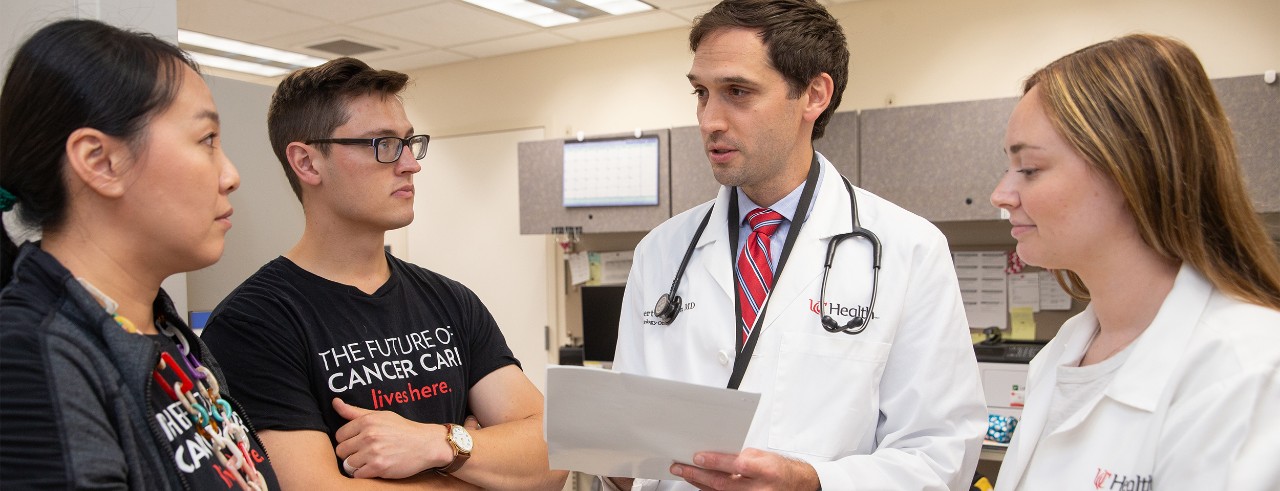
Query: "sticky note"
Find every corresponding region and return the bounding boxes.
[1010,307,1036,340]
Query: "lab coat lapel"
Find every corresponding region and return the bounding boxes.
[1102,264,1209,411]
[700,185,736,302]
[1048,265,1210,435]
[1001,308,1098,486]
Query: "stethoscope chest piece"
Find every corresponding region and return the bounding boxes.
[822,313,868,334]
[653,293,681,324]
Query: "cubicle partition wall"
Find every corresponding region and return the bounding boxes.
[860,97,1019,223]
[1214,76,1280,213]
[518,129,672,235]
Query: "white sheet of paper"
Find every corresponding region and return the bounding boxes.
[954,251,1008,330]
[545,365,761,480]
[1007,272,1040,312]
[1039,271,1074,310]
[567,252,590,286]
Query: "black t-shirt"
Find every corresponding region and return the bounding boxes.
[202,254,519,467]
[149,332,279,489]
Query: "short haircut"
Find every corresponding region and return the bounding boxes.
[690,0,849,140]
[1027,34,1280,309]
[267,57,409,201]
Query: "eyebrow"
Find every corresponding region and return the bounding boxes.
[686,74,756,86]
[1005,143,1043,155]
[353,128,415,138]
[195,109,220,125]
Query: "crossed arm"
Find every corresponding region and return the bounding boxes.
[261,365,567,490]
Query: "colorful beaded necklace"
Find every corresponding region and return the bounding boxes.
[78,279,269,490]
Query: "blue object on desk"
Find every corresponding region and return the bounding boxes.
[987,414,1018,443]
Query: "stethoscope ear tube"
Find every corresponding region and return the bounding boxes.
[818,230,877,335]
[818,176,881,335]
[654,206,716,325]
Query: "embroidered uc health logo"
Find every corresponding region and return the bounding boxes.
[1094,469,1113,489]
[1094,468,1153,491]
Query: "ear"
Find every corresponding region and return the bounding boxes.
[63,128,131,198]
[287,142,323,188]
[801,72,835,124]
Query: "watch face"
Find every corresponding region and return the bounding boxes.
[451,425,473,452]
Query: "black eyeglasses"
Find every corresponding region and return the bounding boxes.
[305,134,430,164]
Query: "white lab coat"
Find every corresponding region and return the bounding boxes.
[996,264,1280,490]
[613,154,987,490]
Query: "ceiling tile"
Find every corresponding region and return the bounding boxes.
[352,3,538,48]
[669,2,714,21]
[178,0,329,43]
[256,25,429,60]
[372,49,475,72]
[552,11,688,42]
[643,0,712,9]
[248,0,448,23]
[179,0,719,79]
[452,31,575,58]
[202,67,283,87]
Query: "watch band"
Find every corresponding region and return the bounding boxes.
[440,451,469,474]
[437,423,471,474]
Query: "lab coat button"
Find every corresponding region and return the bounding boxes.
[717,350,730,365]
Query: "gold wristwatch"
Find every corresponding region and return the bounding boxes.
[436,423,473,474]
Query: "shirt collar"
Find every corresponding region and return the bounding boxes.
[734,155,825,226]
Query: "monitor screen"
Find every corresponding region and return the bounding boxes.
[580,285,626,362]
[189,310,211,331]
[562,136,660,208]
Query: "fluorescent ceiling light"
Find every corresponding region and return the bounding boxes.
[577,0,652,15]
[179,30,328,67]
[463,0,651,27]
[188,52,291,77]
[463,0,578,26]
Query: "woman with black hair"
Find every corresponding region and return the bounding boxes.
[0,19,278,489]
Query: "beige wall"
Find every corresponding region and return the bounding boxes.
[403,128,552,391]
[403,0,1280,140]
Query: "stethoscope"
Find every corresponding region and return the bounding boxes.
[652,160,882,335]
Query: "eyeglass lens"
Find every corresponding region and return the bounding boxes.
[375,135,428,163]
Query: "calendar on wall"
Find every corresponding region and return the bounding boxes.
[562,136,660,207]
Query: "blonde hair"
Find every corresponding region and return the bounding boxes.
[1025,34,1280,310]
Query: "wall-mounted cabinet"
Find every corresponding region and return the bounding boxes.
[520,76,1277,234]
[815,110,861,185]
[858,75,1280,222]
[860,98,1018,223]
[1214,75,1280,213]
[518,130,671,234]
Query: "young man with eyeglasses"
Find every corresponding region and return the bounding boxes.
[202,57,566,491]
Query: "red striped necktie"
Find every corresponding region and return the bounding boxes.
[736,208,783,344]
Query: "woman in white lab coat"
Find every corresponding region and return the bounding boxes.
[990,34,1280,490]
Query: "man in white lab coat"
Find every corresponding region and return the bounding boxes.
[609,0,987,489]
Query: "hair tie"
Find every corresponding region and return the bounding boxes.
[0,187,16,212]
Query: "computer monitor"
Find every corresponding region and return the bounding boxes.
[580,285,625,362]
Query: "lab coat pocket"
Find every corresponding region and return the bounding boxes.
[768,331,890,458]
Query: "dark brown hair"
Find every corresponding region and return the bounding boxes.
[690,0,848,140]
[267,57,409,201]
